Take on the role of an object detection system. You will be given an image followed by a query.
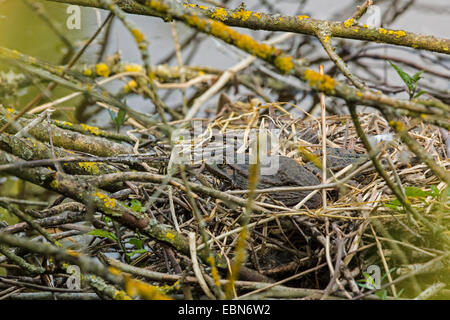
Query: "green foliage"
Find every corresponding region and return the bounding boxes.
[126,237,146,258]
[126,249,147,258]
[128,237,144,249]
[126,199,144,212]
[389,61,426,100]
[88,229,117,241]
[108,108,127,132]
[384,185,444,210]
[101,215,112,224]
[404,186,435,198]
[357,267,403,299]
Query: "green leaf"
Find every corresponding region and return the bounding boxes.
[388,199,402,206]
[357,283,373,290]
[108,108,127,132]
[381,267,396,281]
[126,249,147,257]
[376,290,388,300]
[405,186,433,198]
[107,108,117,122]
[128,238,144,249]
[430,185,439,197]
[412,70,424,83]
[115,109,127,126]
[88,229,117,241]
[127,199,143,212]
[384,198,403,210]
[389,61,413,92]
[414,90,427,99]
[384,204,401,210]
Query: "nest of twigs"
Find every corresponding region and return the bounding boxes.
[128,99,449,299]
[0,100,448,300]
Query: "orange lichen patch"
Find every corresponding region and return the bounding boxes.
[274,56,294,74]
[95,63,110,77]
[131,28,145,43]
[124,80,138,93]
[124,276,172,300]
[211,7,228,21]
[183,3,196,8]
[297,15,309,21]
[81,123,101,136]
[83,68,93,76]
[304,69,335,93]
[353,28,359,32]
[356,91,363,97]
[198,5,208,10]
[323,35,331,43]
[443,47,449,52]
[253,12,262,19]
[78,162,101,175]
[232,9,252,21]
[95,191,116,209]
[344,18,354,28]
[363,24,369,28]
[6,107,15,113]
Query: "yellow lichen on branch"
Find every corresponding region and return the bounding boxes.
[124,275,172,300]
[95,191,116,209]
[80,123,102,136]
[343,18,354,28]
[131,28,145,43]
[388,120,406,132]
[304,69,336,94]
[95,63,110,77]
[145,0,168,13]
[297,15,310,21]
[184,15,293,74]
[78,162,101,175]
[124,80,138,93]
[211,7,228,21]
[231,9,252,21]
[378,28,406,38]
[207,256,221,288]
